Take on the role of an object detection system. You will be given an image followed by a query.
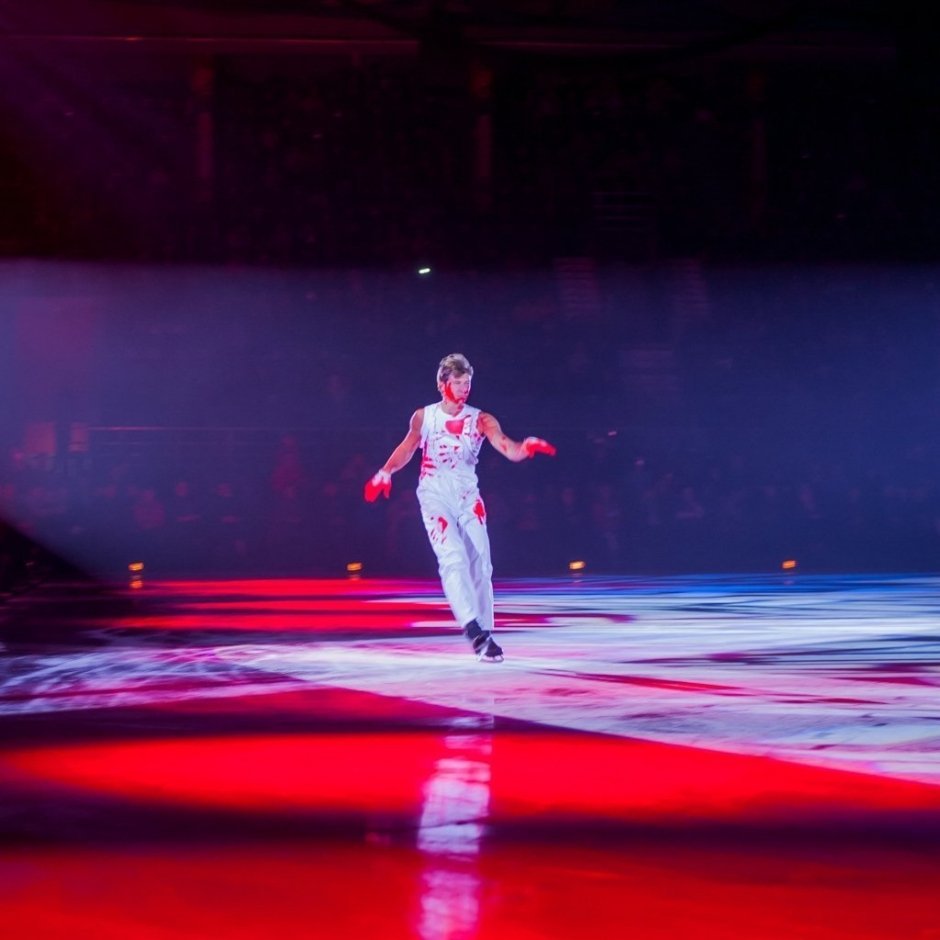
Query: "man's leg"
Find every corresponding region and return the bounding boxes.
[461,507,494,634]
[420,499,478,629]
[457,501,502,661]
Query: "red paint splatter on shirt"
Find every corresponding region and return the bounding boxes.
[419,443,436,479]
[473,499,486,524]
[445,417,466,435]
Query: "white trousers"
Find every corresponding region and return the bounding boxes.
[417,483,494,633]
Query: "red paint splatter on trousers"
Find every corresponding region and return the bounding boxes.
[473,499,486,524]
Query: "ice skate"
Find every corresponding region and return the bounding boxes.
[464,619,504,663]
[476,634,504,663]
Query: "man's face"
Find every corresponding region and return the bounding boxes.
[442,372,472,404]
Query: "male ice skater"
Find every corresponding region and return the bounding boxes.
[364,353,556,662]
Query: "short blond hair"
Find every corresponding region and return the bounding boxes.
[437,353,473,387]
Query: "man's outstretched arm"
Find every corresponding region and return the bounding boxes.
[479,413,556,463]
[364,409,424,501]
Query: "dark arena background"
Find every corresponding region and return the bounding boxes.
[3,3,940,938]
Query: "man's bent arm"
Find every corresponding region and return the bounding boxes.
[479,413,556,463]
[381,409,424,474]
[364,410,424,502]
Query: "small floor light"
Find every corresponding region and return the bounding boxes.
[128,561,144,590]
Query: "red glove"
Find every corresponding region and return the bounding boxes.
[523,437,556,458]
[364,470,392,502]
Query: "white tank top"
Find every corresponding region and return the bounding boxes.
[418,402,485,488]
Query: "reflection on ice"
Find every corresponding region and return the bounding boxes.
[417,715,494,940]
